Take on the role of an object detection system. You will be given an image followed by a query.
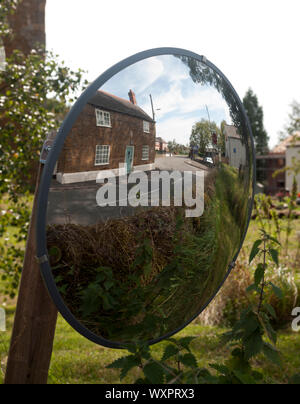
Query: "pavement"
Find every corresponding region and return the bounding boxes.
[47,156,209,225]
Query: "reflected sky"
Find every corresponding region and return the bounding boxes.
[101,55,232,145]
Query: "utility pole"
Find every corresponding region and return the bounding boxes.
[150,94,155,121]
[150,94,161,121]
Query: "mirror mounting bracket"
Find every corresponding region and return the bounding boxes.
[40,131,57,165]
[35,254,49,264]
[229,261,236,270]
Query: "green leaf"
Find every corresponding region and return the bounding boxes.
[249,240,262,263]
[258,313,277,344]
[246,284,261,294]
[243,313,260,338]
[143,362,165,384]
[270,282,284,299]
[210,363,230,376]
[269,249,279,266]
[232,369,257,385]
[177,336,197,351]
[264,303,277,319]
[179,353,198,368]
[104,280,114,290]
[262,343,282,367]
[254,263,265,286]
[106,355,140,380]
[243,330,264,360]
[161,344,180,361]
[267,235,281,246]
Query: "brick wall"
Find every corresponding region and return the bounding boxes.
[263,157,285,194]
[57,104,156,174]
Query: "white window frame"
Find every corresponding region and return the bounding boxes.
[95,145,111,166]
[142,145,150,161]
[143,121,150,133]
[95,109,111,127]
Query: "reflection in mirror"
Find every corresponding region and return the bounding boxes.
[45,54,253,345]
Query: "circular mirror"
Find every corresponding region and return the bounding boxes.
[36,48,255,348]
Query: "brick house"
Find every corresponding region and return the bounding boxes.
[255,134,300,195]
[56,90,156,184]
[155,137,168,152]
[256,153,285,194]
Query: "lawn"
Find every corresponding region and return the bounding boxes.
[1,306,300,384]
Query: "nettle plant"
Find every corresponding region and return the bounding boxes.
[107,230,292,384]
[0,48,88,298]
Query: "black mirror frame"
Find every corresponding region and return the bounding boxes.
[36,47,256,349]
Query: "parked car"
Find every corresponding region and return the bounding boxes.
[204,156,214,165]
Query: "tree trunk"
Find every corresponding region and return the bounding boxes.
[3,0,46,57]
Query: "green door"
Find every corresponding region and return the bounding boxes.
[125,146,134,174]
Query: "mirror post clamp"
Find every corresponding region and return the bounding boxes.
[40,131,57,165]
[36,255,49,264]
[229,261,236,270]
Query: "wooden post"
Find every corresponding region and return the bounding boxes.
[5,149,58,384]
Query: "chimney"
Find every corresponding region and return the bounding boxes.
[128,89,137,105]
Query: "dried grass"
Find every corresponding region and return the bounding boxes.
[47,206,192,285]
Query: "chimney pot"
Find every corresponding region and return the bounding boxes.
[128,89,137,105]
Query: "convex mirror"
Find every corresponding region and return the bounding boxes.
[36,48,255,348]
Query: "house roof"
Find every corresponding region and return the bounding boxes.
[156,137,167,144]
[256,153,285,160]
[272,132,300,152]
[286,131,300,147]
[88,90,154,123]
[223,123,241,139]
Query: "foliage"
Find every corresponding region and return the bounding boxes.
[2,218,300,384]
[176,55,246,135]
[189,119,220,155]
[0,46,87,297]
[0,0,19,38]
[242,88,269,155]
[107,229,285,384]
[0,49,87,194]
[279,100,300,139]
[166,139,188,155]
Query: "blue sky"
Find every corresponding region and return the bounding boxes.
[102,55,231,145]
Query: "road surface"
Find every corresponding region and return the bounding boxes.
[47,156,209,225]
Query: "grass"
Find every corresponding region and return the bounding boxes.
[1,307,300,384]
[0,191,300,384]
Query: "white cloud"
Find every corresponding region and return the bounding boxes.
[157,116,197,145]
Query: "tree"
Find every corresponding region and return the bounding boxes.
[2,0,46,58]
[279,100,300,139]
[167,139,188,155]
[0,2,88,298]
[242,89,269,155]
[190,119,220,155]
